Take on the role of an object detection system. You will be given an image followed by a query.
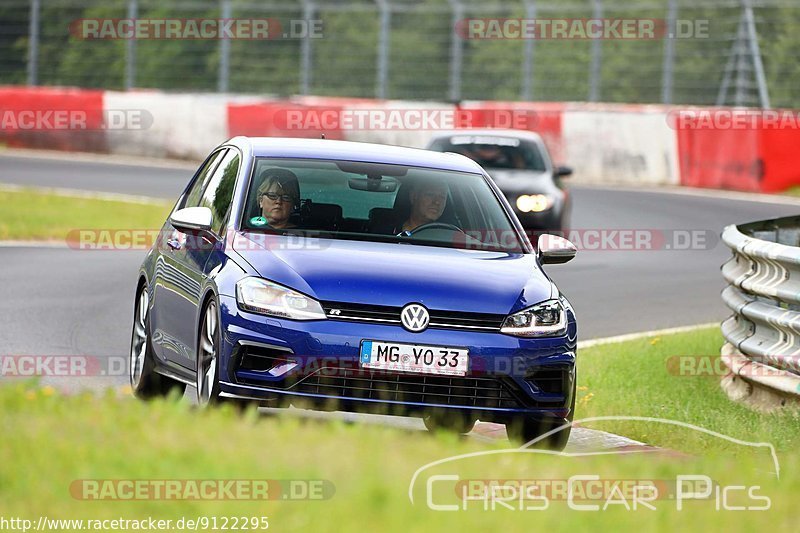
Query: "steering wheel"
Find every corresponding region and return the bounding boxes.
[405,222,466,236]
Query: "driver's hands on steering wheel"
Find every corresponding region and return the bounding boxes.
[397,222,466,237]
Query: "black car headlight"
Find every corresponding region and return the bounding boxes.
[236,277,326,320]
[501,299,566,337]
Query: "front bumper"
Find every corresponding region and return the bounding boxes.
[217,295,577,423]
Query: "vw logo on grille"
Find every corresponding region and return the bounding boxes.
[401,303,430,332]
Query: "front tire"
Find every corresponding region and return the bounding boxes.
[507,380,576,450]
[422,410,476,434]
[196,298,249,411]
[130,285,186,399]
[507,416,572,450]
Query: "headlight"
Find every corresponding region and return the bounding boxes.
[501,300,566,337]
[236,277,326,320]
[516,194,554,213]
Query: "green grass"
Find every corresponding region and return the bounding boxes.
[782,186,800,197]
[0,188,170,241]
[1,327,798,531]
[577,327,800,453]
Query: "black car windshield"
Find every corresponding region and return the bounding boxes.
[241,158,525,253]
[429,135,547,171]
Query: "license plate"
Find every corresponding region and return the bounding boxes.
[359,340,469,377]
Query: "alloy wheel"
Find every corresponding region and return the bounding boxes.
[129,289,149,388]
[196,301,218,405]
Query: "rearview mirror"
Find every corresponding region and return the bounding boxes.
[537,234,576,264]
[337,161,408,177]
[348,177,398,192]
[555,166,573,178]
[170,207,213,235]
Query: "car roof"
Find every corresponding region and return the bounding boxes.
[228,137,485,174]
[427,129,545,143]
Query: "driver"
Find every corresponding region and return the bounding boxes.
[252,168,300,229]
[397,182,449,235]
[468,144,524,169]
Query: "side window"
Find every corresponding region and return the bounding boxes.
[182,149,227,209]
[198,150,240,235]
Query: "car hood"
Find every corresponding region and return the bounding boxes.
[233,233,553,315]
[485,169,559,195]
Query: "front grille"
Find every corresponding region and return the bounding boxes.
[279,368,523,409]
[321,301,505,332]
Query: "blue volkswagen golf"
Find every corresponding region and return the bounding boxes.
[130,137,578,448]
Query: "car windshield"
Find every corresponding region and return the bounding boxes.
[429,135,547,171]
[241,158,525,253]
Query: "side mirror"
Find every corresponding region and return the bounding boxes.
[170,207,213,235]
[537,234,576,264]
[555,166,573,178]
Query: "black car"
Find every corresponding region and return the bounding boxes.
[426,130,572,233]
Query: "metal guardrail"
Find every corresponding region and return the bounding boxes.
[720,216,800,408]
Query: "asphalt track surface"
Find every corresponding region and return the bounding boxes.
[1,151,797,448]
